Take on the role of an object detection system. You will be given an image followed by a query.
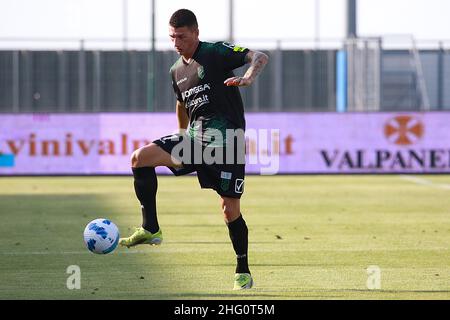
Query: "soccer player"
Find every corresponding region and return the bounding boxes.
[119,8,268,290]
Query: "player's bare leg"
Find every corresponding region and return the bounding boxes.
[120,143,181,248]
[221,196,241,223]
[221,196,253,290]
[131,143,182,168]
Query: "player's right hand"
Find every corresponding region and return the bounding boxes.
[224,76,252,87]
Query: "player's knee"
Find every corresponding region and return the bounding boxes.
[132,144,163,168]
[131,148,145,167]
[222,200,240,222]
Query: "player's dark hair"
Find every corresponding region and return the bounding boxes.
[169,9,198,29]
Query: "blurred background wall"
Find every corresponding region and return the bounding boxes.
[1,0,450,113]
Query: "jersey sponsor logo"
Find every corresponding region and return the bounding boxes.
[186,94,209,109]
[222,42,247,52]
[182,83,211,100]
[177,77,188,85]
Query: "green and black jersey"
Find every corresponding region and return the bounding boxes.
[170,41,249,146]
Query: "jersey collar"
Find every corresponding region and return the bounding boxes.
[192,41,202,60]
[182,41,202,65]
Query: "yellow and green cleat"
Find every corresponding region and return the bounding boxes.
[233,273,254,290]
[119,227,163,248]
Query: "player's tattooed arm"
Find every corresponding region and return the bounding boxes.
[176,100,189,133]
[243,50,269,82]
[224,50,269,87]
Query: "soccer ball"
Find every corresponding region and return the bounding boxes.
[83,218,120,254]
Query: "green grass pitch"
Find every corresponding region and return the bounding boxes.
[0,175,449,300]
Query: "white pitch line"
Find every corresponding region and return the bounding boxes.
[399,175,450,190]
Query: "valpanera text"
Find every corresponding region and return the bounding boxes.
[320,149,450,171]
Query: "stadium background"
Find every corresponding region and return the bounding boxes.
[1,0,450,175]
[0,0,449,301]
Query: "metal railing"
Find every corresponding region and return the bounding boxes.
[1,37,450,113]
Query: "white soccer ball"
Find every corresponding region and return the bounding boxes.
[83,218,120,254]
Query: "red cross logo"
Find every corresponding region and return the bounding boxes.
[384,115,424,146]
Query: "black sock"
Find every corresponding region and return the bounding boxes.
[227,214,250,274]
[132,167,159,234]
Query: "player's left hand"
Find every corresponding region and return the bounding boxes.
[224,76,252,87]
